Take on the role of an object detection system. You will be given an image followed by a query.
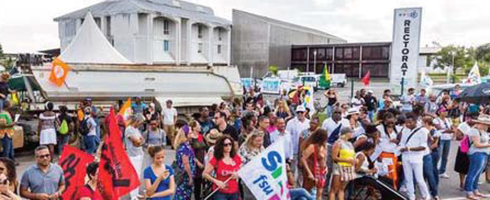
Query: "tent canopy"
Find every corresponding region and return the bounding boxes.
[59,12,132,64]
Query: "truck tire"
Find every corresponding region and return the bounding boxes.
[338,83,344,87]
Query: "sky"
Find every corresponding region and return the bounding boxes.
[1,0,490,53]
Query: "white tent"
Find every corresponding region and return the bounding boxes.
[59,12,132,64]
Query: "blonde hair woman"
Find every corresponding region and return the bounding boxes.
[275,100,292,122]
[238,130,264,200]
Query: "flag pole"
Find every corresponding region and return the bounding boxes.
[204,176,233,200]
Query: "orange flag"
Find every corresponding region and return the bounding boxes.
[118,98,132,116]
[49,58,70,87]
[361,71,371,86]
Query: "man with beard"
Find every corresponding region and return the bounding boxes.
[20,146,65,200]
[376,112,403,189]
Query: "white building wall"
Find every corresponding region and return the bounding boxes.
[190,23,209,64]
[152,17,177,63]
[212,27,229,64]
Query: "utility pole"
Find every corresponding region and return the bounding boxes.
[313,50,317,74]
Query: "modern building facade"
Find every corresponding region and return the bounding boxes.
[55,0,231,66]
[232,9,346,78]
[291,42,392,78]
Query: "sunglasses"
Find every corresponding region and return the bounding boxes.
[224,143,233,147]
[37,154,50,159]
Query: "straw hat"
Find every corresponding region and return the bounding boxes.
[346,108,360,116]
[205,129,222,145]
[473,114,490,126]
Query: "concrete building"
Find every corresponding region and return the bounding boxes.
[54,0,231,66]
[232,9,346,78]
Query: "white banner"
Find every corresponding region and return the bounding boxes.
[238,138,290,200]
[390,7,422,92]
[261,78,281,94]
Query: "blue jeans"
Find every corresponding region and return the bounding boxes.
[1,136,14,160]
[290,188,314,200]
[464,152,488,193]
[57,134,70,154]
[423,154,439,197]
[438,140,451,174]
[368,111,375,122]
[84,135,98,154]
[212,191,239,200]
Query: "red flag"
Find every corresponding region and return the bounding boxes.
[361,71,371,86]
[58,146,94,200]
[97,107,140,199]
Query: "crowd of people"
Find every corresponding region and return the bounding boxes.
[0,81,487,200]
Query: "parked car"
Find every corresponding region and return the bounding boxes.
[331,74,347,87]
[292,75,319,91]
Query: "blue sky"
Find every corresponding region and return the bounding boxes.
[1,0,489,53]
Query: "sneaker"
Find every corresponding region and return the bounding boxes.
[439,173,450,179]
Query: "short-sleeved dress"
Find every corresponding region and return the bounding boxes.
[174,142,196,200]
[39,113,57,145]
[143,165,174,200]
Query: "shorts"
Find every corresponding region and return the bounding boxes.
[332,163,341,176]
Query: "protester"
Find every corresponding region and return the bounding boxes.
[204,129,222,165]
[275,100,293,122]
[238,130,264,200]
[422,116,440,200]
[266,112,277,133]
[286,105,310,183]
[0,101,15,161]
[299,117,320,154]
[301,129,328,200]
[144,145,175,200]
[57,105,73,155]
[131,97,147,115]
[400,88,416,113]
[82,106,98,155]
[400,113,430,200]
[270,117,293,161]
[424,94,438,118]
[416,89,428,105]
[464,114,490,199]
[238,117,255,145]
[203,135,241,199]
[329,127,356,200]
[257,115,272,148]
[38,102,57,160]
[433,106,454,179]
[363,90,377,121]
[74,162,103,200]
[324,89,338,117]
[173,125,196,200]
[354,142,377,176]
[20,145,65,200]
[376,112,401,187]
[454,112,478,190]
[346,108,364,139]
[0,157,20,200]
[162,100,177,147]
[351,91,365,110]
[124,114,145,199]
[214,111,239,142]
[198,107,214,135]
[188,121,207,200]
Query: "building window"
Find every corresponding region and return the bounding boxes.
[198,43,203,53]
[217,45,222,54]
[198,25,203,39]
[218,31,222,41]
[163,40,169,52]
[105,16,111,36]
[163,20,170,35]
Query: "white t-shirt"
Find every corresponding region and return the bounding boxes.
[400,127,429,163]
[377,124,403,153]
[162,107,177,125]
[270,130,293,160]
[433,117,452,140]
[468,129,490,155]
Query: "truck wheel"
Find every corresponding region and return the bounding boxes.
[338,83,344,87]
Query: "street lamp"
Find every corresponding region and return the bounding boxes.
[313,50,317,74]
[451,51,456,83]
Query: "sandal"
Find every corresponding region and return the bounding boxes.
[466,194,480,200]
[474,192,490,198]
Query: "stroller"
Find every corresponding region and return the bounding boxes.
[346,176,408,200]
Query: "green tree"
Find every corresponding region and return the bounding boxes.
[434,45,475,73]
[268,65,278,76]
[0,43,4,59]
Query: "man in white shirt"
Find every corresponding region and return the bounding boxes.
[321,107,349,145]
[400,112,430,200]
[285,106,310,183]
[432,107,455,178]
[270,117,293,161]
[162,100,178,147]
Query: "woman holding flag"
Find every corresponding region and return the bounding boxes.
[203,135,242,200]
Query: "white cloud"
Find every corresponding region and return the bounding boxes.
[0,0,489,52]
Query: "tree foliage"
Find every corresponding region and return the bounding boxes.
[268,65,278,76]
[434,45,475,72]
[0,43,3,59]
[476,43,490,63]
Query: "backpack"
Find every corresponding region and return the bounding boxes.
[58,119,69,135]
[80,118,91,136]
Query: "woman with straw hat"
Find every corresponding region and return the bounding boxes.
[464,114,490,200]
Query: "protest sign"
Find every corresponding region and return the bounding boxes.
[238,138,290,200]
[97,108,140,199]
[261,78,281,94]
[58,145,94,200]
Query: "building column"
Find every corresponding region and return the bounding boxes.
[147,14,154,65]
[227,27,231,66]
[208,26,214,67]
[187,21,193,66]
[175,18,181,66]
